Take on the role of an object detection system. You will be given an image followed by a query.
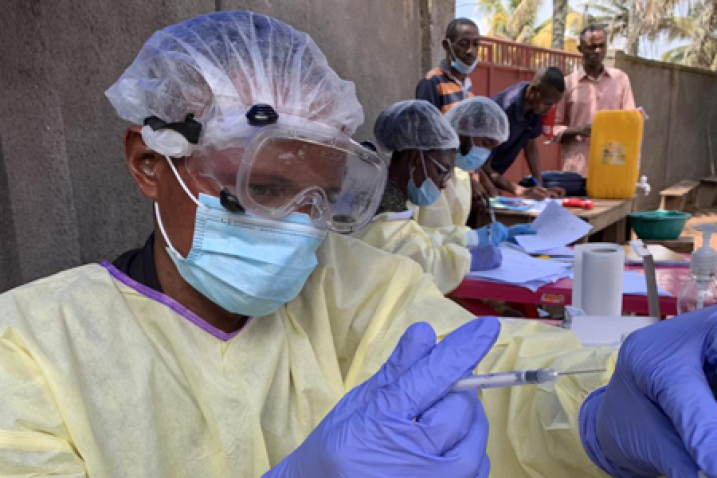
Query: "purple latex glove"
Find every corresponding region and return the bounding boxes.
[580,307,717,477]
[265,318,501,478]
[470,245,503,271]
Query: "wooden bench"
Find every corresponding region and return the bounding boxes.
[698,176,717,208]
[659,180,700,212]
[642,236,695,254]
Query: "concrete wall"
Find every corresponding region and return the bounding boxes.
[0,0,454,291]
[615,52,717,210]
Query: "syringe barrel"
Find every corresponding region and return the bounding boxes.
[452,369,555,392]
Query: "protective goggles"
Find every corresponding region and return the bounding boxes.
[144,105,388,233]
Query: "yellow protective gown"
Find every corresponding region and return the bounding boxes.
[409,168,473,229]
[351,212,471,294]
[0,232,614,477]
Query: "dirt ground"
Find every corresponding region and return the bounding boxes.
[681,208,717,249]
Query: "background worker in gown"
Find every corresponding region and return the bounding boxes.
[353,99,534,294]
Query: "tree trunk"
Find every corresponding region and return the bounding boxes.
[551,0,567,50]
[626,0,641,56]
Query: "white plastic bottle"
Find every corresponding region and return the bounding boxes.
[677,224,717,314]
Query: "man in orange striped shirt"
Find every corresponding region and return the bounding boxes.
[416,18,478,114]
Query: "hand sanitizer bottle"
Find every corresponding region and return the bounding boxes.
[677,224,717,314]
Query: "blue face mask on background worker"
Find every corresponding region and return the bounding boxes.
[407,152,444,206]
[455,145,491,171]
[449,43,478,76]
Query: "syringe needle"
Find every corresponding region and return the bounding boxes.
[557,369,606,376]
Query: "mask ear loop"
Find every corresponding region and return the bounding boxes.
[154,202,182,258]
[419,151,431,185]
[164,156,201,207]
[448,42,458,63]
[154,156,202,260]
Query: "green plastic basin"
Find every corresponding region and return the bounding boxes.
[628,210,691,240]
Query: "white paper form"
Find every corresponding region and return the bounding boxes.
[466,246,571,284]
[515,201,593,253]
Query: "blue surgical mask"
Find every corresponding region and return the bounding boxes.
[456,146,491,171]
[407,154,442,206]
[157,160,327,317]
[449,44,479,75]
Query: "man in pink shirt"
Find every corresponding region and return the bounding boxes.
[553,25,635,176]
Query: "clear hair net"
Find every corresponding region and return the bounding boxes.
[374,100,459,152]
[444,97,510,143]
[105,11,365,145]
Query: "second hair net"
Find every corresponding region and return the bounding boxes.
[374,100,459,152]
[444,97,510,143]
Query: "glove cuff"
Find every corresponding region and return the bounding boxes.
[465,230,480,248]
[579,386,627,477]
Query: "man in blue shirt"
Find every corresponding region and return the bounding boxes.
[484,67,566,198]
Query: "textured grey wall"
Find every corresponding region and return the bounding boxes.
[615,52,717,210]
[0,0,454,291]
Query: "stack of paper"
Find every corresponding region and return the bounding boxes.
[515,201,593,253]
[467,246,573,292]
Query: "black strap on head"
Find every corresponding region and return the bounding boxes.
[143,113,202,145]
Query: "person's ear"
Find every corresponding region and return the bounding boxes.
[442,38,451,55]
[125,126,162,201]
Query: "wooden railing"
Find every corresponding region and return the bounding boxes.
[477,36,582,73]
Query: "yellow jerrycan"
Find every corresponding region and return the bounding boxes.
[587,110,644,199]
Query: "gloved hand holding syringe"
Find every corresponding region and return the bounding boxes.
[451,368,605,392]
[453,369,713,478]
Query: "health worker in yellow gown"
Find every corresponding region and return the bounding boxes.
[352,99,534,293]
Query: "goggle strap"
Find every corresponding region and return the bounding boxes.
[164,156,200,207]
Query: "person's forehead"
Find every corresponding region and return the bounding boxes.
[455,24,480,41]
[538,83,563,100]
[584,30,606,44]
[426,148,456,160]
[472,136,499,146]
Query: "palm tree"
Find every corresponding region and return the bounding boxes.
[476,0,543,44]
[552,0,569,49]
[588,0,695,57]
[531,8,586,51]
[683,0,717,68]
[661,0,717,70]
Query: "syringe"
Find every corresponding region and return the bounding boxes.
[451,368,605,392]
